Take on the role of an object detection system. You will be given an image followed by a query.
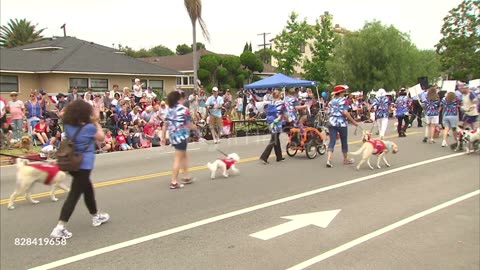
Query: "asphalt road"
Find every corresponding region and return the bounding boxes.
[0,123,479,270]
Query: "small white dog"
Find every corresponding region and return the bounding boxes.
[457,127,480,153]
[207,153,240,179]
[350,131,399,170]
[8,158,69,210]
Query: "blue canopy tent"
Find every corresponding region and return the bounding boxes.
[244,73,320,107]
[244,73,317,89]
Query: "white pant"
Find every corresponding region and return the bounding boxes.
[377,118,388,137]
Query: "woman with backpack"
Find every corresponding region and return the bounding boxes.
[50,100,109,239]
[260,90,286,164]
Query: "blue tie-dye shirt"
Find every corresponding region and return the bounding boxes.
[284,95,299,123]
[394,96,411,116]
[328,97,348,127]
[166,104,191,145]
[424,100,440,116]
[440,97,458,117]
[372,96,390,119]
[270,100,286,134]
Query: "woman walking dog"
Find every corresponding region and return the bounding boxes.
[50,100,109,239]
[326,85,359,168]
[161,90,197,189]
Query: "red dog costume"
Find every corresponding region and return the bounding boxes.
[367,140,387,155]
[28,163,60,185]
[219,157,236,169]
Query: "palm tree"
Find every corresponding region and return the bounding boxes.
[184,0,210,92]
[0,18,46,48]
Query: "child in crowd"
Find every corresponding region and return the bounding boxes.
[115,129,132,151]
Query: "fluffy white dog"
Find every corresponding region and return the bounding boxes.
[8,158,69,210]
[207,153,240,179]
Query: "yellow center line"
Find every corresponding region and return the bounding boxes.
[0,132,421,205]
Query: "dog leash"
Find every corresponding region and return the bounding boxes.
[199,138,229,157]
[0,153,50,163]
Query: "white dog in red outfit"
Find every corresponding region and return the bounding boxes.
[7,158,69,210]
[207,153,240,179]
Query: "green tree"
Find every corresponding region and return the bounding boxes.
[0,18,45,48]
[176,44,192,55]
[243,42,249,52]
[184,0,210,92]
[150,45,174,56]
[327,21,419,90]
[271,12,314,75]
[255,48,271,64]
[193,42,206,50]
[240,50,264,83]
[248,42,252,52]
[435,0,480,81]
[302,12,336,88]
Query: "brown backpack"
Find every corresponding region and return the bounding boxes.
[56,125,93,172]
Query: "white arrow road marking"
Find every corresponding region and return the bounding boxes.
[250,210,341,240]
[286,190,480,270]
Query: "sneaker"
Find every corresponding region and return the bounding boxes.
[429,139,436,144]
[180,177,195,184]
[92,212,110,227]
[422,137,427,143]
[170,183,184,189]
[326,161,333,168]
[50,226,73,239]
[441,140,447,147]
[343,158,355,165]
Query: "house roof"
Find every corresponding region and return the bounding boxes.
[140,49,222,72]
[0,37,181,76]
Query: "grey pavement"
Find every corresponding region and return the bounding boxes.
[0,124,479,270]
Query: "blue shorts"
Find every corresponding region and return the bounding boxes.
[463,115,478,124]
[443,116,458,128]
[173,140,187,151]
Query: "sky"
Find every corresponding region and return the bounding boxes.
[1,0,459,55]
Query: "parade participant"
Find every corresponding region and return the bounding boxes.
[161,90,197,189]
[394,88,411,137]
[440,92,459,147]
[422,87,440,143]
[460,84,479,129]
[50,100,109,239]
[371,88,390,140]
[325,85,359,168]
[259,90,286,164]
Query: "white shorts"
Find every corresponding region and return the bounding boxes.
[425,116,439,124]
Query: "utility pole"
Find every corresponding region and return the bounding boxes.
[60,24,66,37]
[257,32,271,63]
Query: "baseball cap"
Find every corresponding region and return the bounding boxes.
[212,87,218,92]
[39,89,46,95]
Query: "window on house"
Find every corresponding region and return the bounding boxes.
[69,78,88,92]
[182,77,189,85]
[149,80,164,96]
[0,75,19,92]
[90,78,109,92]
[189,76,195,85]
[176,77,182,85]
